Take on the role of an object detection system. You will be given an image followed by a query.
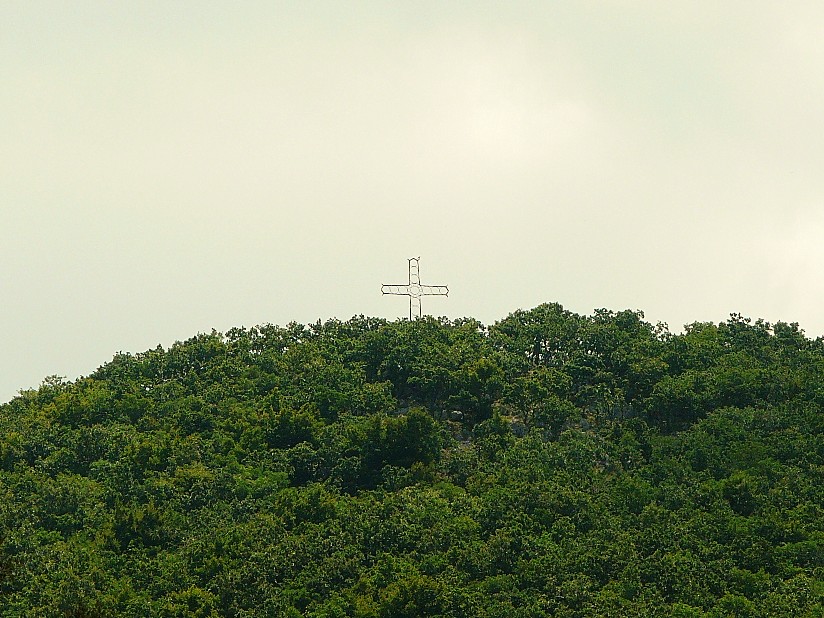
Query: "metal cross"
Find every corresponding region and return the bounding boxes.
[382,257,449,319]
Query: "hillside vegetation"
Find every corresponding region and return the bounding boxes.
[1,303,823,616]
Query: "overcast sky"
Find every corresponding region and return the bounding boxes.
[3,1,824,401]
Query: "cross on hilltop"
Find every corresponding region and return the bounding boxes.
[381,257,448,320]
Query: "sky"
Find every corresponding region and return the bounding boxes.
[3,1,824,402]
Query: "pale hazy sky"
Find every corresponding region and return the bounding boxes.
[3,1,824,402]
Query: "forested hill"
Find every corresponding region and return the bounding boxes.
[1,303,823,616]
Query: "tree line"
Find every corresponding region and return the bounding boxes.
[0,303,822,616]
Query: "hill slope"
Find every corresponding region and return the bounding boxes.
[1,304,823,616]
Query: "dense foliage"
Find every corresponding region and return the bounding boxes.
[1,303,823,616]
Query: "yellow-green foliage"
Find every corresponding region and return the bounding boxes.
[0,306,822,616]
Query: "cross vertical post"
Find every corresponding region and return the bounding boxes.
[381,257,449,319]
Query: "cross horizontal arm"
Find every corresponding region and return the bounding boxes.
[419,285,449,296]
[381,285,411,295]
[381,284,449,297]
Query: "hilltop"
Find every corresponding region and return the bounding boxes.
[1,303,822,616]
